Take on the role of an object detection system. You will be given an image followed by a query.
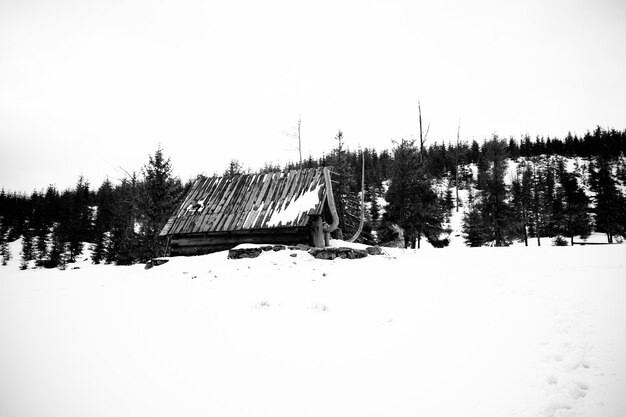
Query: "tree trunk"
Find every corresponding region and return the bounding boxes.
[455,120,460,212]
[418,101,423,163]
[535,212,541,246]
[297,115,302,169]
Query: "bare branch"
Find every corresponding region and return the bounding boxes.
[114,166,136,183]
[282,115,303,168]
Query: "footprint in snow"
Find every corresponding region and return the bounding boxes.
[545,402,572,417]
[575,381,589,391]
[569,384,587,400]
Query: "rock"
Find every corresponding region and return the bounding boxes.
[226,244,369,261]
[314,250,337,260]
[309,247,368,260]
[366,246,383,255]
[145,258,170,269]
[228,248,263,259]
[307,248,321,256]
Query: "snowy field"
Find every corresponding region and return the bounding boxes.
[1,242,625,417]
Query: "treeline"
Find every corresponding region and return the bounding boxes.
[1,126,626,268]
[463,140,626,246]
[256,126,626,247]
[0,149,186,268]
[317,125,626,192]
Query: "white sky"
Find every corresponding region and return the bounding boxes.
[1,0,625,192]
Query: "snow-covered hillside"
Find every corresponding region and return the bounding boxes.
[423,155,622,248]
[1,242,625,417]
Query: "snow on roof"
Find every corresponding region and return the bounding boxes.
[266,184,324,227]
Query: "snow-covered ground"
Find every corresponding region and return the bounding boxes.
[1,240,625,417]
[1,156,624,416]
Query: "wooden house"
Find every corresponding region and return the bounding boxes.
[159,167,340,256]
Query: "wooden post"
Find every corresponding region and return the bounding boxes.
[310,216,325,248]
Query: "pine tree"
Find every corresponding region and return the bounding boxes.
[223,159,245,178]
[508,137,520,158]
[511,164,533,246]
[0,241,9,266]
[66,176,92,262]
[543,159,559,237]
[483,137,517,245]
[325,130,356,239]
[386,139,443,248]
[556,159,591,244]
[107,175,140,265]
[468,140,480,163]
[442,183,455,222]
[463,137,517,246]
[529,160,543,244]
[30,191,49,264]
[617,153,626,184]
[20,223,34,270]
[462,208,489,246]
[511,172,528,246]
[529,157,559,245]
[91,179,115,264]
[590,154,624,243]
[48,222,67,269]
[32,185,60,265]
[138,148,183,260]
[0,214,9,265]
[369,186,380,221]
[0,225,10,266]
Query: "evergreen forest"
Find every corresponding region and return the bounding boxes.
[1,126,626,268]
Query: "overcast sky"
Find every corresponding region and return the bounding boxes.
[1,0,625,192]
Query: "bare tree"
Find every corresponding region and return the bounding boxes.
[283,115,302,168]
[418,100,430,163]
[297,115,302,168]
[456,119,460,212]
